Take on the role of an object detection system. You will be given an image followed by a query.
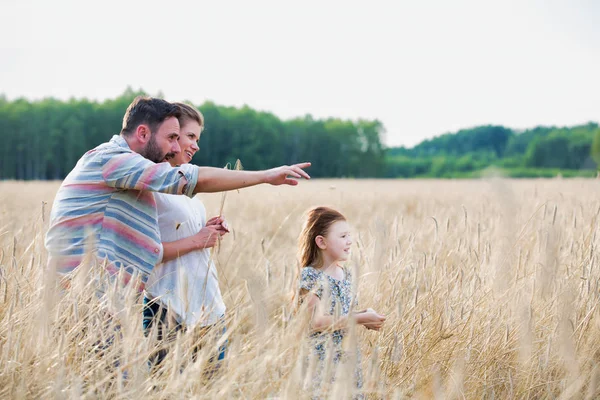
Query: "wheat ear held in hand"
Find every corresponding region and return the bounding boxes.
[218,159,243,218]
[216,159,243,253]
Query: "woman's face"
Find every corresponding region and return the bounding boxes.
[169,120,202,166]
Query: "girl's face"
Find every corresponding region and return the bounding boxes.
[320,220,353,262]
[169,120,201,166]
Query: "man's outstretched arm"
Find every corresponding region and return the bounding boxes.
[192,162,311,193]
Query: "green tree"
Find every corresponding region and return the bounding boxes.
[590,128,600,169]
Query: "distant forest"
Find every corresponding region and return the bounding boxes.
[387,123,600,178]
[0,88,598,179]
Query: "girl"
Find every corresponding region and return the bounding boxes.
[297,206,386,398]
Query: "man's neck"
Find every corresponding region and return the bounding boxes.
[121,134,141,154]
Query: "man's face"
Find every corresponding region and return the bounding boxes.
[141,116,181,163]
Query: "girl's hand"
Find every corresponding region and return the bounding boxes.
[354,308,376,315]
[356,310,386,331]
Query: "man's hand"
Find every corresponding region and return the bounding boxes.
[192,225,225,249]
[263,162,311,186]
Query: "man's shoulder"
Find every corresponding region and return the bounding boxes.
[76,136,136,169]
[92,136,132,155]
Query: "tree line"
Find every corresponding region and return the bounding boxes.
[386,123,600,178]
[0,88,598,180]
[0,89,385,180]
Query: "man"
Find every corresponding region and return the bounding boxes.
[45,96,310,293]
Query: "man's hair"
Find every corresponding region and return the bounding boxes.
[173,102,204,130]
[121,96,181,136]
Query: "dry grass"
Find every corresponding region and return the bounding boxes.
[2,178,600,399]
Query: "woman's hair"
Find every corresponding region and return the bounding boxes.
[298,206,346,269]
[173,102,204,130]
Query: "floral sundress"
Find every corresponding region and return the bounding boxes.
[299,266,363,398]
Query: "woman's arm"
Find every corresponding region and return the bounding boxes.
[160,225,224,263]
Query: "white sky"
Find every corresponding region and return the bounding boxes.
[1,0,599,147]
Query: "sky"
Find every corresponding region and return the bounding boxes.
[1,0,599,147]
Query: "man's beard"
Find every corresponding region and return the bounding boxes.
[141,135,175,163]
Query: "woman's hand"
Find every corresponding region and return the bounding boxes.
[192,225,225,249]
[206,216,230,234]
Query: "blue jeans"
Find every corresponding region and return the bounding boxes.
[142,296,227,368]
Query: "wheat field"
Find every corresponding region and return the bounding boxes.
[1,178,600,399]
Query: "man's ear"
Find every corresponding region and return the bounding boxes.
[315,235,326,250]
[135,124,151,144]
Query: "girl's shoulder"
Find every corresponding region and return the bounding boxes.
[301,266,321,280]
[299,266,325,295]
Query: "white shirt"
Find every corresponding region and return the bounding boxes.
[146,193,226,327]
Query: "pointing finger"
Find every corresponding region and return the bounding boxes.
[286,170,302,179]
[293,162,311,170]
[292,166,311,180]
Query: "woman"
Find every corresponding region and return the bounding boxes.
[144,102,229,368]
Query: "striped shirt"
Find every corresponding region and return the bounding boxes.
[45,135,199,290]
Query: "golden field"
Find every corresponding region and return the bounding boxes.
[1,178,600,399]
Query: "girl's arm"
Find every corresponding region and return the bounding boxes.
[300,291,386,332]
[356,308,387,330]
[301,290,351,332]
